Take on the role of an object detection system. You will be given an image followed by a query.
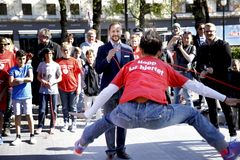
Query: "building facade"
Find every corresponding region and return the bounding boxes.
[0,0,239,51]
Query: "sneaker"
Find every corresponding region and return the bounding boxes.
[230,136,238,142]
[35,128,42,135]
[49,128,55,135]
[30,135,37,144]
[70,123,77,133]
[222,141,240,160]
[74,140,87,156]
[0,137,3,145]
[61,123,69,132]
[2,127,11,137]
[11,137,21,146]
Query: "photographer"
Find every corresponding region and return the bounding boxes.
[172,31,196,108]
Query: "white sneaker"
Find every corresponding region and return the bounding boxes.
[61,123,69,132]
[35,128,42,134]
[30,136,37,144]
[11,137,21,146]
[0,137,3,145]
[230,136,238,142]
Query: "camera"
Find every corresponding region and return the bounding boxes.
[177,39,182,46]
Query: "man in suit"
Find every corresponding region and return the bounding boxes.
[95,22,134,160]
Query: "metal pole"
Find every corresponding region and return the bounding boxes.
[124,0,128,31]
[223,5,225,41]
[170,0,173,30]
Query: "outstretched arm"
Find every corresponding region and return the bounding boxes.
[70,83,119,119]
[183,80,240,106]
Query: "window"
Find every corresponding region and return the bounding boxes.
[22,4,32,15]
[216,0,229,12]
[47,4,56,15]
[0,3,7,15]
[70,4,80,15]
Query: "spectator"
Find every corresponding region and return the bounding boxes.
[9,50,36,145]
[31,28,61,106]
[83,49,101,119]
[130,34,142,59]
[72,47,85,113]
[56,42,82,133]
[35,48,62,135]
[192,23,206,108]
[95,22,134,160]
[0,64,9,144]
[0,37,16,137]
[80,29,104,62]
[173,31,196,108]
[196,22,237,141]
[228,59,240,129]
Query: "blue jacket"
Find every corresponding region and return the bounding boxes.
[95,42,134,90]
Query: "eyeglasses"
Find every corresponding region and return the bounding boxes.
[198,28,205,30]
[0,43,8,46]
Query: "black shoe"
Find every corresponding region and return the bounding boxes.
[106,153,115,160]
[117,151,131,159]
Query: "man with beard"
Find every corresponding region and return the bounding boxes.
[196,23,237,141]
[31,28,61,105]
[94,22,134,160]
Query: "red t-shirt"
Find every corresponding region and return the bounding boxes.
[0,50,16,72]
[56,57,81,92]
[112,56,188,104]
[0,70,9,112]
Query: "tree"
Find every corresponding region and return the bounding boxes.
[92,0,102,39]
[191,0,210,25]
[103,0,163,29]
[59,0,68,43]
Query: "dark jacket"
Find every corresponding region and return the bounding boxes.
[95,42,134,91]
[196,38,232,93]
[83,62,100,96]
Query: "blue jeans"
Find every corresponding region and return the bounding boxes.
[79,101,228,152]
[59,89,78,123]
[174,71,194,107]
[38,94,58,128]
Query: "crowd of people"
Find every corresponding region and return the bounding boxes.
[0,21,240,160]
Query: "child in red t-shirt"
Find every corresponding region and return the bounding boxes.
[0,65,9,144]
[56,42,81,133]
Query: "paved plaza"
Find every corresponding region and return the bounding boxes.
[0,113,238,160]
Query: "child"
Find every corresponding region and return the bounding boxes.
[36,48,62,134]
[9,50,36,145]
[56,42,82,133]
[83,49,101,120]
[0,63,9,144]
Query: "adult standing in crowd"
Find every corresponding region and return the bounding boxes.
[0,37,16,137]
[80,29,104,62]
[95,22,134,160]
[192,23,206,108]
[196,22,237,141]
[31,28,61,106]
[172,31,196,108]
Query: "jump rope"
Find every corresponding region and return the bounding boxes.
[115,49,240,92]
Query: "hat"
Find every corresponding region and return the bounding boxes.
[172,23,181,29]
[133,27,143,33]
